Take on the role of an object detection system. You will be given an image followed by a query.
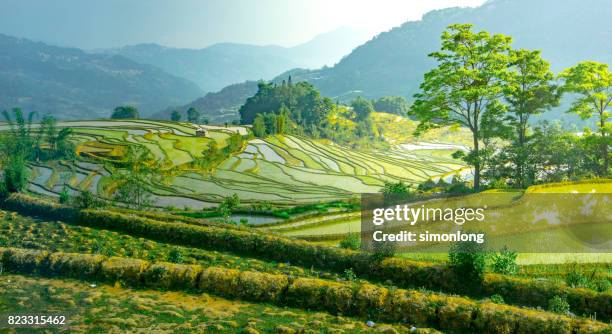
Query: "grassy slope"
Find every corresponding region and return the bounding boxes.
[0,274,422,333]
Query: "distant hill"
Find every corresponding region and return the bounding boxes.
[0,34,203,119]
[194,0,612,124]
[284,0,612,104]
[152,81,259,123]
[107,27,370,93]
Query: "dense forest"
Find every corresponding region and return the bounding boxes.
[239,79,384,147]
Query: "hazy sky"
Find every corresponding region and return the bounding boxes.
[0,0,485,49]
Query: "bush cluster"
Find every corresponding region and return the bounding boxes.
[0,247,608,334]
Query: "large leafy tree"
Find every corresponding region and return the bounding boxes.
[170,110,181,122]
[350,96,374,120]
[186,107,200,123]
[112,146,158,209]
[252,114,266,137]
[411,24,511,189]
[373,96,410,116]
[111,106,139,119]
[559,61,611,175]
[503,49,559,186]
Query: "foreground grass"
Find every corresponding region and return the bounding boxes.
[0,274,428,334]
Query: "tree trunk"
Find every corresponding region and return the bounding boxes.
[601,116,609,176]
[517,115,527,188]
[473,133,480,190]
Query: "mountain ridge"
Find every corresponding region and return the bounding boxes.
[172,0,611,123]
[105,27,371,93]
[0,33,203,119]
[285,0,612,101]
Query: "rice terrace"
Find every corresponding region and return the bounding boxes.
[0,1,611,333]
[16,118,466,208]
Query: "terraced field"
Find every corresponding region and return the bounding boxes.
[11,119,466,208]
[0,197,609,333]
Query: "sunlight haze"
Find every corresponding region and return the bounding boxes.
[0,0,485,49]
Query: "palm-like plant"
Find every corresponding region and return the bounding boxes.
[0,108,39,193]
[1,108,39,160]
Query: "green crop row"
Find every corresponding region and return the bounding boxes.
[0,247,608,334]
[2,193,610,321]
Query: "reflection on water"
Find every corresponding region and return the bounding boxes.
[228,214,282,225]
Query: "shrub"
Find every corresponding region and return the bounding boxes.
[371,240,396,262]
[491,246,518,275]
[489,294,505,304]
[339,233,360,250]
[343,268,357,281]
[1,193,78,221]
[58,185,70,204]
[548,295,570,314]
[0,181,7,199]
[446,182,472,194]
[221,194,240,211]
[381,181,411,195]
[3,156,29,193]
[198,267,239,297]
[592,278,611,292]
[167,248,184,264]
[566,268,591,289]
[564,265,611,292]
[198,267,287,302]
[417,179,438,192]
[48,252,104,279]
[286,278,353,314]
[143,262,201,290]
[73,190,104,209]
[100,257,149,285]
[448,240,487,289]
[1,247,47,273]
